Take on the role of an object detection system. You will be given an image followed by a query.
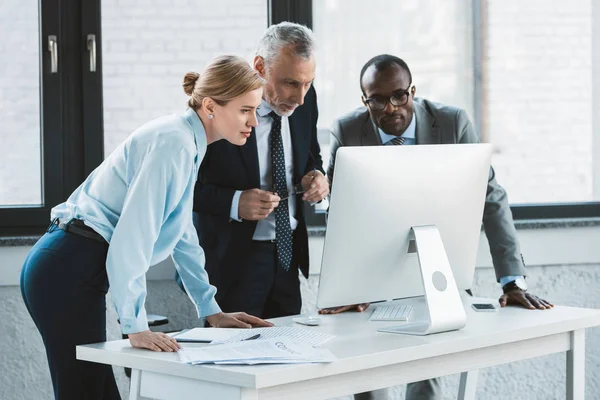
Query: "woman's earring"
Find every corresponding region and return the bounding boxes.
[208,114,214,119]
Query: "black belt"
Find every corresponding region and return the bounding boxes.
[53,218,107,244]
[253,239,277,244]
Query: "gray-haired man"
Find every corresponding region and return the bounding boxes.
[190,22,328,319]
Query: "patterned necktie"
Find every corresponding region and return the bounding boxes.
[269,111,293,271]
[390,136,406,145]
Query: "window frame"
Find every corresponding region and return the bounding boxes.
[0,0,104,236]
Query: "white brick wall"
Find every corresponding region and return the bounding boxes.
[0,1,41,205]
[485,0,592,203]
[102,0,268,155]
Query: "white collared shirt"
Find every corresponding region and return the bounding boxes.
[230,99,298,239]
[378,112,417,145]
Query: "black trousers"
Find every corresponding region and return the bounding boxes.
[20,226,120,400]
[216,241,302,319]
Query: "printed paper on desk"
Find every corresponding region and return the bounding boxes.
[173,328,247,343]
[214,326,335,347]
[178,336,337,365]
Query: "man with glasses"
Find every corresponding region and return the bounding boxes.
[323,54,553,400]
[187,22,329,320]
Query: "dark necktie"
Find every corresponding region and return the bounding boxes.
[390,136,406,145]
[269,111,293,271]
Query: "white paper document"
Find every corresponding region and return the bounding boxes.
[178,337,337,365]
[172,328,246,343]
[215,326,335,347]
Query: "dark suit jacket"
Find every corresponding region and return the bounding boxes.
[327,98,527,281]
[193,86,323,290]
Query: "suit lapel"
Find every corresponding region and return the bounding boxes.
[238,127,261,187]
[289,112,307,183]
[361,112,383,146]
[414,100,440,144]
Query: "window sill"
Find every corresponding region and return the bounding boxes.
[307,217,600,237]
[3,218,600,245]
[0,236,40,247]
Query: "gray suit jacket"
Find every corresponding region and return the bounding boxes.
[327,98,527,281]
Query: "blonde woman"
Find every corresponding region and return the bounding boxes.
[20,55,272,400]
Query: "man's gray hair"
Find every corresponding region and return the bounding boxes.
[256,21,315,65]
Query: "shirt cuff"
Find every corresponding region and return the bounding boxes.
[229,190,243,222]
[119,312,150,335]
[499,275,523,287]
[196,297,222,319]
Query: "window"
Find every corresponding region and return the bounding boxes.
[311,0,600,219]
[484,0,593,204]
[1,0,597,236]
[0,1,42,206]
[0,0,269,235]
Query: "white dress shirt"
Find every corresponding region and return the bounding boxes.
[230,100,299,240]
[378,112,417,145]
[51,109,220,334]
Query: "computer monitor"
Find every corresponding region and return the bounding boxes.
[317,144,492,323]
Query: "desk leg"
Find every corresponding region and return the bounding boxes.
[129,369,142,400]
[566,329,585,400]
[458,370,478,400]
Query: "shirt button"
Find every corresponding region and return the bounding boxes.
[125,324,131,329]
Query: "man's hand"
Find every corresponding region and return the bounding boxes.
[318,303,370,314]
[499,290,554,310]
[128,330,181,352]
[301,170,329,203]
[239,189,280,221]
[205,312,274,329]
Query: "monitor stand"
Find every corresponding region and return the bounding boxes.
[378,225,467,336]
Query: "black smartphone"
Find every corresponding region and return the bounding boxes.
[471,303,497,312]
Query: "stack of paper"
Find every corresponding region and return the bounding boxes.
[172,328,246,343]
[215,326,334,347]
[173,326,335,347]
[178,337,337,365]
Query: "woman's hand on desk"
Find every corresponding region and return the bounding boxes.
[499,290,554,310]
[318,303,370,314]
[128,330,181,352]
[206,312,274,329]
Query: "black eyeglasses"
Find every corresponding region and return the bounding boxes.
[363,84,414,111]
[270,168,317,201]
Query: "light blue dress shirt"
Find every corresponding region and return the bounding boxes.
[51,109,221,334]
[378,113,522,288]
[229,99,298,239]
[378,111,417,146]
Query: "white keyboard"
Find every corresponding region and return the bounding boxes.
[369,304,413,321]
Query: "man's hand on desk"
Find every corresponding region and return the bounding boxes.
[318,303,370,314]
[206,312,274,329]
[129,330,181,352]
[499,290,554,310]
[239,189,280,220]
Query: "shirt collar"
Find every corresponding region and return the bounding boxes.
[257,99,274,117]
[183,108,208,159]
[378,112,417,144]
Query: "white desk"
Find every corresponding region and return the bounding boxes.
[77,297,600,400]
